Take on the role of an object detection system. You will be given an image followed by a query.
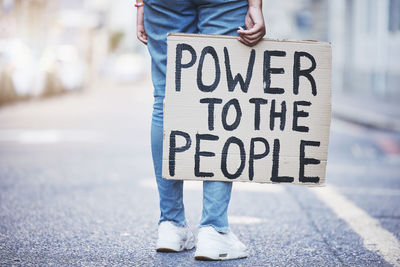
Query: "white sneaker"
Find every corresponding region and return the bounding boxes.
[194,226,248,261]
[156,221,195,252]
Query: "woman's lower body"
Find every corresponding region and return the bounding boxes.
[144,0,248,234]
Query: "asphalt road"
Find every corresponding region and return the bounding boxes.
[0,79,399,266]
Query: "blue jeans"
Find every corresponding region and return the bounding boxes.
[144,0,248,233]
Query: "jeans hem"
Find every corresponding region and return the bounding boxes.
[199,224,230,234]
[158,219,187,228]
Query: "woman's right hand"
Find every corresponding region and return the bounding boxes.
[237,0,265,46]
[136,5,148,45]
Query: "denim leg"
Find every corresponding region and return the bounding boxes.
[196,0,248,36]
[144,0,248,231]
[151,98,186,226]
[196,0,248,233]
[144,0,197,226]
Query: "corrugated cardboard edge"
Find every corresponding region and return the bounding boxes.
[162,176,327,187]
[167,32,332,47]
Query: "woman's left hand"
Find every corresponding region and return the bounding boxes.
[137,6,148,45]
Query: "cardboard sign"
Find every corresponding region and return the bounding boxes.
[163,33,331,185]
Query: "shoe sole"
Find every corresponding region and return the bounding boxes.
[156,237,196,253]
[194,255,218,261]
[156,247,180,253]
[194,253,247,261]
[156,246,196,253]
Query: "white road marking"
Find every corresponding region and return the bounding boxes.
[336,186,400,197]
[139,179,285,193]
[0,129,101,144]
[310,186,400,267]
[228,216,267,225]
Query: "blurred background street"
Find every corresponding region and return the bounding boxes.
[0,0,400,266]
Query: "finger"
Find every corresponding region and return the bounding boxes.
[239,31,263,41]
[240,31,264,41]
[237,27,262,39]
[240,35,261,47]
[140,37,148,45]
[238,29,263,39]
[141,30,148,39]
[237,26,250,34]
[237,36,252,46]
[237,24,262,35]
[137,31,148,45]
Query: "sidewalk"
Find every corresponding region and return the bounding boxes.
[333,92,400,132]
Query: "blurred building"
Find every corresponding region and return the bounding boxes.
[330,0,400,104]
[263,0,329,41]
[0,0,146,105]
[264,0,400,102]
[263,0,400,129]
